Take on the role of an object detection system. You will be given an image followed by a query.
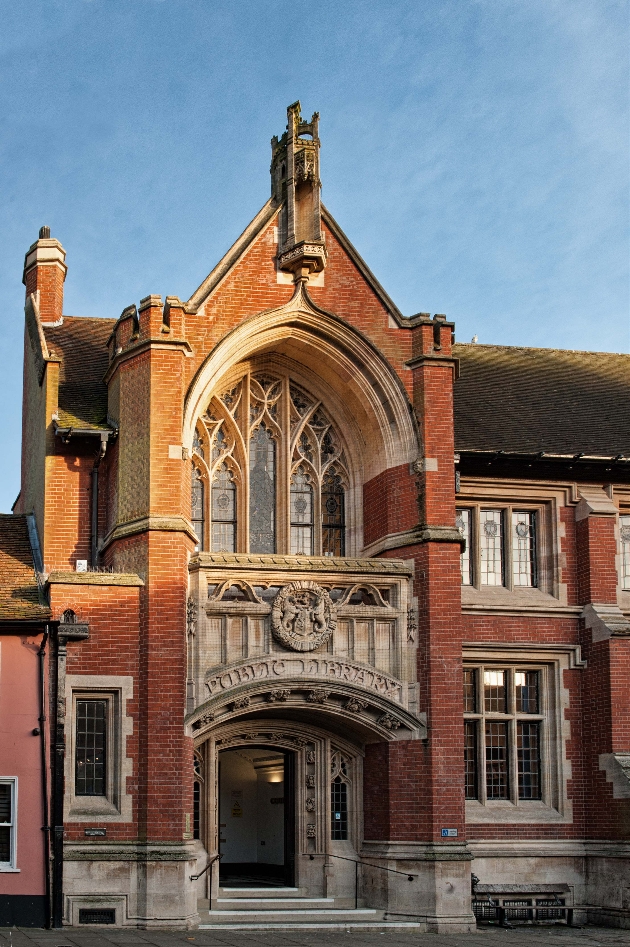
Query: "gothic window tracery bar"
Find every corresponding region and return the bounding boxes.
[191,370,349,556]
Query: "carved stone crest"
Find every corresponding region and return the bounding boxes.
[271,581,336,652]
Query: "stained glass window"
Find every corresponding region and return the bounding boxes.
[322,468,345,556]
[211,464,236,553]
[620,514,630,590]
[249,424,276,554]
[512,512,536,587]
[191,468,205,551]
[290,467,313,555]
[480,510,503,585]
[191,372,349,555]
[456,508,472,585]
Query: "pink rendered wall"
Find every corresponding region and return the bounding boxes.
[0,634,45,895]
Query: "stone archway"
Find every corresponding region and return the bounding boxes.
[193,718,366,906]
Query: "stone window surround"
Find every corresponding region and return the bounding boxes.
[64,675,134,823]
[458,479,581,611]
[463,642,584,824]
[0,776,18,872]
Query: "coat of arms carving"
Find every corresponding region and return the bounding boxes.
[271,580,336,652]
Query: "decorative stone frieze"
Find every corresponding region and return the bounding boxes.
[266,688,291,702]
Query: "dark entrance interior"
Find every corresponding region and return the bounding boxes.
[218,747,295,887]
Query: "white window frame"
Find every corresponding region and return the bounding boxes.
[0,777,18,871]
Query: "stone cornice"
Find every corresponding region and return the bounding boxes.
[63,841,196,862]
[101,515,198,550]
[190,552,413,574]
[362,525,464,558]
[47,571,143,587]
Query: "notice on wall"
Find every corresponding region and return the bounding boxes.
[231,801,243,818]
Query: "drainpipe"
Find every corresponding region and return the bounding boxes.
[38,626,51,929]
[91,433,109,569]
[51,624,66,928]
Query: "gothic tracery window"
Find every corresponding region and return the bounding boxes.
[191,370,349,556]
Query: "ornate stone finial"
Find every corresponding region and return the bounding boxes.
[271,102,327,277]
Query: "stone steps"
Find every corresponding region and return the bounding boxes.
[199,889,424,929]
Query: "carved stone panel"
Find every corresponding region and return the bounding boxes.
[271,581,336,652]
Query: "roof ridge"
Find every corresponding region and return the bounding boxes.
[454,342,630,357]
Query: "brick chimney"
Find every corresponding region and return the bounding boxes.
[22,226,67,324]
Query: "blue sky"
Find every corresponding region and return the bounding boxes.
[1,0,628,512]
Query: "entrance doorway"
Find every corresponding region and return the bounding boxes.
[218,747,295,887]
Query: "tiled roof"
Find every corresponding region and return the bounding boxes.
[0,516,50,622]
[43,316,115,430]
[454,343,630,456]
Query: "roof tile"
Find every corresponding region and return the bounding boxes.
[0,515,50,621]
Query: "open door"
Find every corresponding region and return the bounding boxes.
[218,746,295,887]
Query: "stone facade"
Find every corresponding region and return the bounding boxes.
[6,103,630,930]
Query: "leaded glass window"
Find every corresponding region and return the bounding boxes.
[191,370,350,555]
[456,509,472,585]
[464,666,544,804]
[322,469,345,556]
[290,467,313,555]
[480,510,503,585]
[330,750,351,841]
[620,514,630,591]
[512,512,536,587]
[211,463,236,552]
[75,699,107,796]
[249,424,276,553]
[191,468,205,551]
[456,505,539,590]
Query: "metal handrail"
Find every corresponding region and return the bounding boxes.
[190,852,221,882]
[303,851,416,910]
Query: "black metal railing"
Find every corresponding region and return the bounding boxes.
[303,851,415,910]
[190,851,221,882]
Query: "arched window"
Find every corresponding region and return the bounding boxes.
[322,468,345,556]
[211,464,236,553]
[249,424,276,553]
[290,467,313,555]
[191,371,349,556]
[191,467,205,551]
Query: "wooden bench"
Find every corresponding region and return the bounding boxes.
[472,881,573,927]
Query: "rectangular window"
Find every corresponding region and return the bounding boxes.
[464,666,544,805]
[457,505,540,590]
[456,509,472,585]
[621,514,630,591]
[75,699,107,796]
[464,721,478,799]
[480,510,503,585]
[512,512,536,587]
[331,777,348,840]
[517,722,541,800]
[0,780,16,868]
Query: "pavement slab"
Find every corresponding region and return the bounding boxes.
[2,928,630,947]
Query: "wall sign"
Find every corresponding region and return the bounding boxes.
[441,828,458,837]
[231,801,242,818]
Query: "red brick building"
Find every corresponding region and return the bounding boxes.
[4,103,630,929]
